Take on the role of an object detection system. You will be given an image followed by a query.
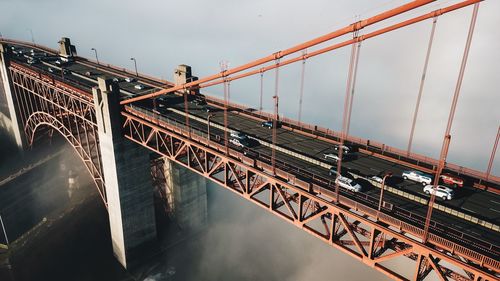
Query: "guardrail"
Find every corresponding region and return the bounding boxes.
[204,95,500,191]
[126,105,500,264]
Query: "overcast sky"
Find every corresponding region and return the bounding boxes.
[1,0,498,173]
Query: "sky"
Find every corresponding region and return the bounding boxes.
[0,0,499,175]
[1,1,498,280]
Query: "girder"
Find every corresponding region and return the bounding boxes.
[122,105,499,281]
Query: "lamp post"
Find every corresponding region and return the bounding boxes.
[377,171,393,217]
[0,213,9,245]
[91,48,99,65]
[27,28,35,44]
[130,57,138,76]
[207,114,215,142]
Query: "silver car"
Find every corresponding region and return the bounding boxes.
[335,176,362,192]
[423,185,454,200]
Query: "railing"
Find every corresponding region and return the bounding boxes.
[204,95,500,188]
[125,105,500,265]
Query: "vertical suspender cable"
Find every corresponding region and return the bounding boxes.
[272,59,280,175]
[259,71,264,111]
[298,50,307,124]
[335,37,358,203]
[345,41,362,134]
[223,78,229,155]
[407,17,438,156]
[423,3,479,243]
[486,126,499,181]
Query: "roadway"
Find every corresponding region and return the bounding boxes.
[5,43,500,248]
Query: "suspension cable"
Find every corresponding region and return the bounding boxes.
[272,59,280,175]
[335,39,358,203]
[423,3,479,243]
[345,41,362,134]
[259,71,264,111]
[407,16,438,156]
[298,50,307,123]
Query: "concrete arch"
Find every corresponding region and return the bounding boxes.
[24,111,106,203]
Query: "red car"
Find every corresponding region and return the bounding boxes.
[440,173,464,188]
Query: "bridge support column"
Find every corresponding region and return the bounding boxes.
[163,158,207,231]
[93,77,156,269]
[0,44,27,150]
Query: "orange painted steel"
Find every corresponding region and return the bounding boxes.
[486,126,500,181]
[4,47,499,280]
[423,2,480,243]
[122,105,499,280]
[120,0,437,105]
[7,62,106,204]
[204,94,500,191]
[198,0,482,90]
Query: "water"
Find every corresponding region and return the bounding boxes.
[0,135,391,281]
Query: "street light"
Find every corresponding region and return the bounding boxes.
[377,171,393,217]
[207,114,215,142]
[130,57,138,76]
[91,48,99,65]
[0,213,9,245]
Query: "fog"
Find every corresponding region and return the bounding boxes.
[1,0,498,175]
[1,0,499,280]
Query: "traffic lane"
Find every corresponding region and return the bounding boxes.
[178,102,500,220]
[154,107,500,245]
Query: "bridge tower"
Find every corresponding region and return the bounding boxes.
[167,64,207,230]
[92,77,157,268]
[0,44,27,150]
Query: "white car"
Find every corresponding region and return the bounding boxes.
[230,131,248,140]
[324,153,340,162]
[125,77,136,83]
[229,138,252,148]
[370,176,383,183]
[134,84,145,90]
[402,170,432,186]
[333,144,351,154]
[423,185,454,200]
[335,176,362,192]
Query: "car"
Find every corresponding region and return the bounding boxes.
[370,175,383,183]
[402,170,433,186]
[203,105,216,112]
[423,185,455,200]
[333,144,352,154]
[261,120,281,129]
[124,77,136,83]
[54,59,67,66]
[324,153,340,162]
[62,69,70,75]
[48,67,54,73]
[112,77,122,83]
[27,58,39,65]
[134,84,145,90]
[229,137,252,148]
[440,173,464,188]
[192,98,207,106]
[230,131,248,140]
[85,71,93,76]
[329,167,339,177]
[335,176,362,192]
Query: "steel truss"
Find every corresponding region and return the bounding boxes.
[8,62,107,204]
[122,106,499,281]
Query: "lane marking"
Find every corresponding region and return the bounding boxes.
[490,208,500,214]
[461,207,477,214]
[491,200,500,205]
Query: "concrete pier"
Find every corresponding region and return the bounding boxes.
[92,77,156,269]
[163,159,207,231]
[0,44,26,150]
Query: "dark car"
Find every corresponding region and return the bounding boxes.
[261,120,281,129]
[203,105,216,112]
